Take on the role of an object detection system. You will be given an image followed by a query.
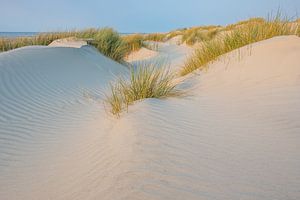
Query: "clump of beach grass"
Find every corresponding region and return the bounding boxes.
[144,33,166,42]
[180,13,299,75]
[122,34,144,53]
[223,17,266,31]
[182,27,220,45]
[181,25,220,44]
[165,31,183,41]
[106,62,182,116]
[92,28,128,62]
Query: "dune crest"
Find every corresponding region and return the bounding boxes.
[48,37,88,48]
[125,47,158,62]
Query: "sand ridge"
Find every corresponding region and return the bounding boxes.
[48,37,88,48]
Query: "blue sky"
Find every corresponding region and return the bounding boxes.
[1,0,299,32]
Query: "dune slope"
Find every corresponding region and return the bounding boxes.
[0,45,128,199]
[118,36,300,199]
[0,36,300,200]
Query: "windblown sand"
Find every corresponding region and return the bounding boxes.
[0,36,300,200]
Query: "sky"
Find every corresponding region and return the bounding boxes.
[1,0,299,33]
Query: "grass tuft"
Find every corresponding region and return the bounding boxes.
[223,17,266,31]
[122,34,144,53]
[91,28,128,62]
[144,33,166,42]
[182,27,220,45]
[106,62,182,116]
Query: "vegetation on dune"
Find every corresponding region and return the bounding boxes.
[1,12,298,67]
[143,41,159,51]
[122,33,161,55]
[123,33,167,44]
[0,31,75,51]
[165,31,183,40]
[182,27,220,45]
[296,19,300,36]
[0,29,167,61]
[143,33,166,42]
[106,62,182,116]
[91,28,128,62]
[223,17,266,31]
[180,13,299,76]
[0,28,129,62]
[122,34,144,52]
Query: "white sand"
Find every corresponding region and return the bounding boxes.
[128,41,193,73]
[165,35,183,45]
[0,36,300,200]
[48,37,88,48]
[125,47,158,62]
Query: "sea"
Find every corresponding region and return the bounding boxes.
[0,32,134,38]
[0,32,40,38]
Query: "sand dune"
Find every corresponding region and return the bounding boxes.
[0,36,300,199]
[48,37,88,48]
[125,47,158,62]
[165,35,183,45]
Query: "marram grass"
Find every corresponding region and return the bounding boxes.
[0,28,129,62]
[223,17,266,31]
[180,14,299,76]
[144,33,166,42]
[122,34,144,53]
[182,27,220,45]
[91,28,128,62]
[106,62,182,116]
[0,30,167,62]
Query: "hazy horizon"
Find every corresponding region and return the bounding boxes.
[1,0,300,33]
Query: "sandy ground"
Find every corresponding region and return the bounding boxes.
[48,37,88,48]
[125,47,158,62]
[166,35,183,45]
[0,36,300,200]
[129,41,192,72]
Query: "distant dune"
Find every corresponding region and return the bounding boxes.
[0,36,300,199]
[125,47,158,62]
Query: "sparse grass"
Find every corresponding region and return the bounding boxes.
[144,33,166,42]
[180,13,298,75]
[122,34,161,56]
[0,28,129,62]
[165,31,183,40]
[91,28,128,62]
[143,41,159,51]
[0,31,76,51]
[182,27,220,45]
[0,29,167,62]
[122,34,144,52]
[296,19,300,36]
[106,62,182,116]
[0,29,109,52]
[223,17,266,31]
